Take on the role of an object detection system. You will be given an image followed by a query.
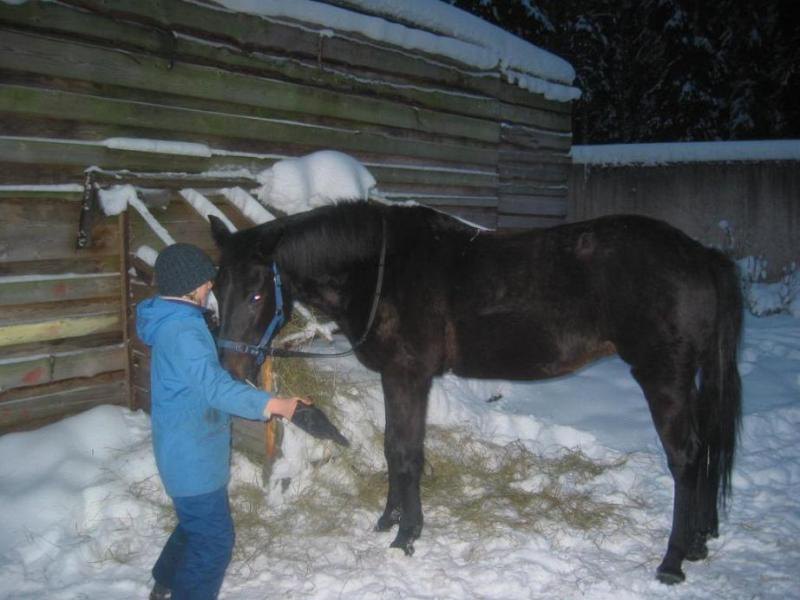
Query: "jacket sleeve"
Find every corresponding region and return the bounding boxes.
[173,323,272,421]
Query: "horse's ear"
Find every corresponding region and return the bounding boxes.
[210,215,231,247]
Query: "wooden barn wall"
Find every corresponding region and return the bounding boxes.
[0,188,128,433]
[0,0,573,430]
[0,0,572,228]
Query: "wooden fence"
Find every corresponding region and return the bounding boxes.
[568,159,800,279]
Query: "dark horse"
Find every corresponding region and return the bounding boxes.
[209,202,742,585]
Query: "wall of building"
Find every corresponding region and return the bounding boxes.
[568,160,800,279]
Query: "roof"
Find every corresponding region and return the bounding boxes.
[571,140,800,166]
[210,0,581,102]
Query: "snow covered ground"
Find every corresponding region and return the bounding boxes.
[0,313,798,599]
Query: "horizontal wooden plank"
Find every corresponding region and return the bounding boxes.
[0,378,127,432]
[498,183,567,197]
[500,124,572,151]
[497,196,567,217]
[377,181,496,198]
[0,91,496,167]
[382,194,498,209]
[0,220,119,262]
[1,297,120,326]
[367,164,497,188]
[0,312,121,347]
[0,187,84,200]
[0,256,120,277]
[498,105,572,135]
[0,161,87,187]
[497,214,566,230]
[0,343,126,392]
[498,149,571,166]
[0,331,123,361]
[0,355,49,392]
[0,273,120,305]
[497,162,571,183]
[0,28,500,143]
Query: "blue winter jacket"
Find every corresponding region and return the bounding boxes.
[136,297,271,498]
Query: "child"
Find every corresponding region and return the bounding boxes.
[136,243,304,600]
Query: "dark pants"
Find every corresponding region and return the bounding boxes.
[152,486,235,600]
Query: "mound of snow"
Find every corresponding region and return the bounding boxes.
[256,150,376,215]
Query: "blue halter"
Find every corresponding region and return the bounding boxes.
[217,216,387,362]
[217,262,286,366]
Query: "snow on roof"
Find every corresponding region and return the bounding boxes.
[211,0,580,103]
[571,140,800,166]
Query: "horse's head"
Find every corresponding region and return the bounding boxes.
[210,216,288,384]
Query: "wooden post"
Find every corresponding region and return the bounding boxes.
[261,358,283,484]
[118,209,134,410]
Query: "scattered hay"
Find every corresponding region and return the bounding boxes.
[127,475,175,534]
[422,426,628,535]
[227,422,629,567]
[272,356,339,412]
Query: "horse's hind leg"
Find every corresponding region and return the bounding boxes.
[376,369,432,555]
[632,360,702,584]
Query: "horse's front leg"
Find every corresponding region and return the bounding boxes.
[376,369,432,556]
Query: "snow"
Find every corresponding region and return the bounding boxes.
[0,272,117,284]
[98,185,175,246]
[0,183,84,193]
[256,150,377,215]
[134,245,159,268]
[179,188,237,233]
[1,314,798,599]
[737,256,800,317]
[102,138,213,158]
[212,0,580,102]
[220,187,276,225]
[571,139,800,166]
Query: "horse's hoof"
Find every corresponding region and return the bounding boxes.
[390,538,415,556]
[686,539,709,562]
[656,565,685,585]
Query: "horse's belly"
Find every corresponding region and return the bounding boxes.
[450,319,616,381]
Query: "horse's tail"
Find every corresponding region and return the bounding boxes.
[699,250,743,511]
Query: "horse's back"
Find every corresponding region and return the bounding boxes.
[439,214,731,379]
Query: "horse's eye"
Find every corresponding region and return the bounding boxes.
[250,293,263,304]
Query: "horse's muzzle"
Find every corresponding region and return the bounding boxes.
[220,350,260,385]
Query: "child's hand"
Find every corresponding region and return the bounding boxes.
[266,396,311,421]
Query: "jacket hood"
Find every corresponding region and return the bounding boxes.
[136,296,205,346]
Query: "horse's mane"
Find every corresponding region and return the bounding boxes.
[271,202,380,276]
[224,201,478,276]
[271,202,473,276]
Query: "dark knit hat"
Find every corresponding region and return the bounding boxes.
[155,243,217,297]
